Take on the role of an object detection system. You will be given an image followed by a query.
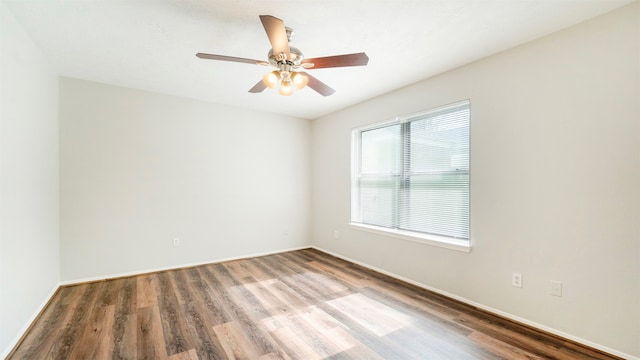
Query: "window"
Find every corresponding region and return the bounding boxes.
[351,100,470,250]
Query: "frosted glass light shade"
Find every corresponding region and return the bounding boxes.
[262,71,280,89]
[291,72,308,90]
[279,79,293,96]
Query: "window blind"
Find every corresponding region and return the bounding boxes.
[353,100,470,240]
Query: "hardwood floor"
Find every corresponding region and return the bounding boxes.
[8,249,621,359]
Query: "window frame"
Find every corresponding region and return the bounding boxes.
[350,100,471,253]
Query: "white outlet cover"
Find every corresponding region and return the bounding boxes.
[512,273,522,288]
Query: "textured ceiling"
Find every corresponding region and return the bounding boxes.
[3,0,633,119]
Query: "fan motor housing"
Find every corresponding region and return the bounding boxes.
[268,46,304,67]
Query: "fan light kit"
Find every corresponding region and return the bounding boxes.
[261,40,309,96]
[196,15,369,96]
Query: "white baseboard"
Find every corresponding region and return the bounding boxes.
[1,284,59,359]
[59,245,311,286]
[310,246,638,360]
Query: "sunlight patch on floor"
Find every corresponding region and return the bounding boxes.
[262,306,358,358]
[327,293,413,336]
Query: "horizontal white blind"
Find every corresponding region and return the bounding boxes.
[354,100,470,240]
[358,124,401,228]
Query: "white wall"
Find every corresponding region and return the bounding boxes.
[311,3,639,358]
[59,78,310,281]
[0,2,60,357]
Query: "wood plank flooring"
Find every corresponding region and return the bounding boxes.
[8,249,621,359]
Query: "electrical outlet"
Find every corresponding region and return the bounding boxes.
[551,280,562,297]
[512,273,522,288]
[173,238,180,247]
[334,230,340,239]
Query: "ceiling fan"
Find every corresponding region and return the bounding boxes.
[196,15,369,97]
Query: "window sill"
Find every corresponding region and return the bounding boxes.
[349,223,471,253]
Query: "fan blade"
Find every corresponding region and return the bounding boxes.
[249,80,267,93]
[259,15,290,59]
[196,53,268,66]
[302,52,369,69]
[303,72,335,96]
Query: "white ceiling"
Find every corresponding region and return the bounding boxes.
[4,0,633,119]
